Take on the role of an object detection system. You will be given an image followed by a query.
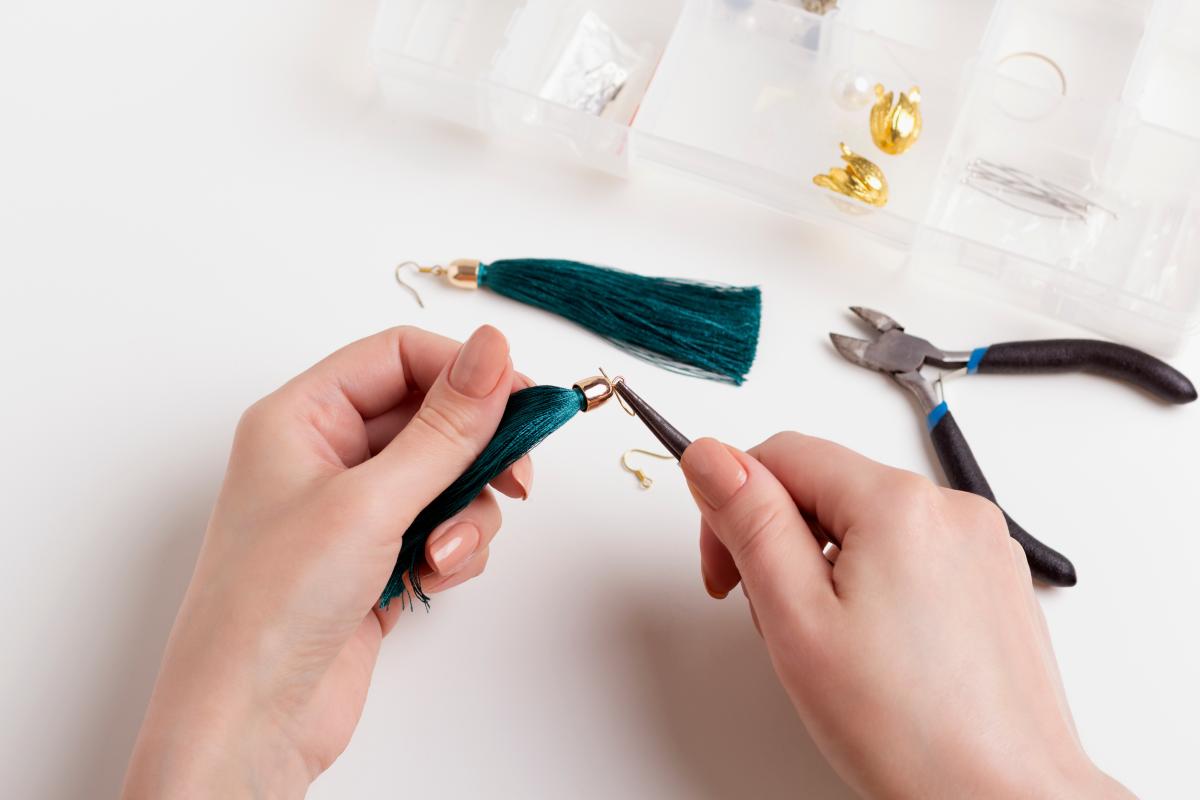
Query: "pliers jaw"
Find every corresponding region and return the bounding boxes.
[827,306,1195,589]
[830,308,974,413]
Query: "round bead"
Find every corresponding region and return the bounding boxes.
[832,69,876,111]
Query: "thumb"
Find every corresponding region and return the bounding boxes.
[681,438,833,622]
[360,325,514,520]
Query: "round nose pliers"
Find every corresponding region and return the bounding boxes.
[830,307,1197,587]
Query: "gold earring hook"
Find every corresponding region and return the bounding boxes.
[621,448,674,489]
[394,261,444,309]
[599,367,635,416]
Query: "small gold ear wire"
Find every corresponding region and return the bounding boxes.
[813,142,889,207]
[869,84,922,155]
[621,448,675,489]
[599,367,636,416]
[395,261,439,308]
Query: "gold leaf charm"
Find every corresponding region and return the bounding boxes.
[813,142,888,207]
[869,84,922,155]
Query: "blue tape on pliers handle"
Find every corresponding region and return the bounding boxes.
[966,347,988,374]
[926,401,949,431]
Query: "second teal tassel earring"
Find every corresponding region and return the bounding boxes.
[381,373,621,609]
[396,258,761,385]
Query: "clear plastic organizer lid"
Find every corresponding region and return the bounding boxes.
[371,0,1200,353]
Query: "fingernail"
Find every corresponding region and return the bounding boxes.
[449,326,508,398]
[681,439,747,510]
[511,457,533,500]
[702,565,727,600]
[429,522,481,575]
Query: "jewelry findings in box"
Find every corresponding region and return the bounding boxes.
[817,75,919,207]
[869,84,922,156]
[831,69,877,111]
[962,159,1116,223]
[813,143,888,207]
[540,11,645,120]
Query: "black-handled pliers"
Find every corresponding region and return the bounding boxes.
[830,307,1197,587]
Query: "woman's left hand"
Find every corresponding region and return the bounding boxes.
[124,325,529,798]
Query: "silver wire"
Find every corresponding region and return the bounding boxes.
[962,159,1116,223]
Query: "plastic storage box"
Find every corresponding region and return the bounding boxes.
[371,0,1200,353]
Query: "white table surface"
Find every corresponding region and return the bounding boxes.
[2,2,1197,797]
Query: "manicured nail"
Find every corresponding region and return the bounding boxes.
[449,326,508,398]
[681,439,747,510]
[428,522,481,575]
[702,565,728,600]
[511,456,533,500]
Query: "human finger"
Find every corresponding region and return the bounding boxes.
[699,519,740,599]
[424,490,502,577]
[259,327,464,469]
[748,432,931,547]
[423,546,490,595]
[362,375,535,499]
[681,438,835,626]
[355,326,513,542]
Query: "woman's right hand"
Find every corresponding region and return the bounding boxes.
[680,433,1133,799]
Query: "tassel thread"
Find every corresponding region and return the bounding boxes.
[380,385,586,609]
[480,259,761,385]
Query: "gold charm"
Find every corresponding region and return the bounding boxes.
[869,84,921,155]
[812,143,888,207]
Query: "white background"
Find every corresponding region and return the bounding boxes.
[2,2,1198,798]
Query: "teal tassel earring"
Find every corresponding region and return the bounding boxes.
[396,258,761,385]
[381,374,621,609]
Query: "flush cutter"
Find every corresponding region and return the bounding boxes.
[831,307,1197,587]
